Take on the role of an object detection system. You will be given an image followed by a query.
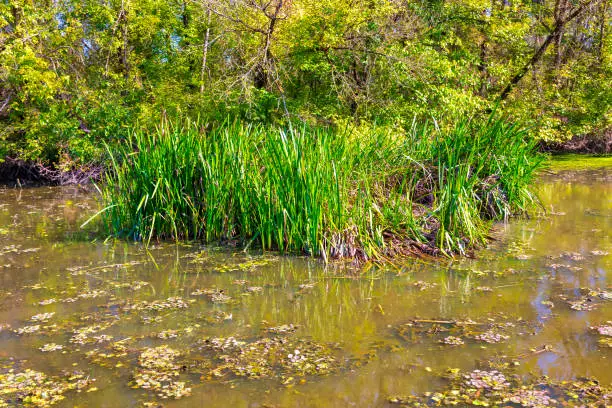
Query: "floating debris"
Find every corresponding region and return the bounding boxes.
[474,331,510,344]
[86,339,131,368]
[92,334,114,344]
[232,280,248,286]
[154,326,199,340]
[598,337,612,348]
[39,343,64,352]
[131,346,191,400]
[568,299,597,311]
[30,313,55,323]
[156,330,179,339]
[190,289,232,304]
[441,336,464,346]
[505,388,556,407]
[69,323,116,345]
[131,297,189,312]
[298,283,315,291]
[598,291,612,301]
[389,370,610,407]
[190,288,217,296]
[465,370,510,390]
[0,369,94,406]
[412,281,437,291]
[209,292,232,304]
[141,315,163,325]
[246,286,263,293]
[591,323,612,337]
[14,325,41,335]
[77,290,107,299]
[198,336,340,381]
[560,251,585,261]
[515,254,533,260]
[266,324,299,335]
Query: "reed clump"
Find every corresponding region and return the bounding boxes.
[96,117,543,261]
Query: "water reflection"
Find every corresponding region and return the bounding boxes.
[0,168,610,407]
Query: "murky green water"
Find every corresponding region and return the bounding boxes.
[0,167,610,407]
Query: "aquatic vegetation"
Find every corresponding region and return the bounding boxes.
[558,287,610,312]
[598,291,612,301]
[412,281,437,291]
[474,330,510,344]
[131,346,191,400]
[598,338,612,348]
[197,336,340,381]
[590,323,612,348]
[38,343,63,353]
[76,290,107,299]
[0,167,610,406]
[190,288,233,303]
[465,370,510,390]
[13,325,40,335]
[69,322,116,345]
[130,297,189,312]
[245,286,263,294]
[559,251,585,261]
[506,388,556,407]
[209,292,232,304]
[95,117,542,260]
[441,336,464,346]
[190,288,217,296]
[266,324,299,335]
[154,326,199,340]
[567,299,595,311]
[30,313,55,323]
[86,339,132,368]
[0,369,94,407]
[591,324,612,337]
[396,317,532,349]
[389,369,611,407]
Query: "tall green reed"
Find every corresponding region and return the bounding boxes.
[95,115,543,260]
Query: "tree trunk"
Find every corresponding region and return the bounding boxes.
[498,0,603,101]
[200,9,212,93]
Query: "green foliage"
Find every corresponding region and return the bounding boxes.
[430,118,544,253]
[96,116,542,259]
[1,0,609,169]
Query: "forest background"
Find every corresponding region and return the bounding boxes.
[1,0,610,173]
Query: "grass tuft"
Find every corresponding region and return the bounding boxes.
[95,116,544,261]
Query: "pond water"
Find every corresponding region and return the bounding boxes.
[0,167,610,407]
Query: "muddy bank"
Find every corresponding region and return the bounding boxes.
[541,128,612,154]
[0,158,102,187]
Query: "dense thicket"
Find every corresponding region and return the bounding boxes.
[1,0,610,169]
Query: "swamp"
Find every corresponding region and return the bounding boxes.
[0,158,610,407]
[2,0,611,404]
